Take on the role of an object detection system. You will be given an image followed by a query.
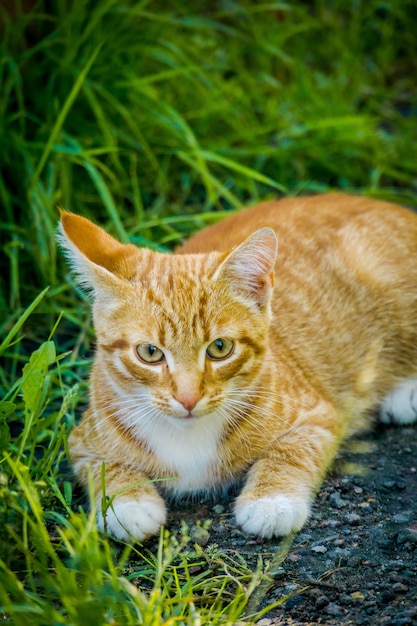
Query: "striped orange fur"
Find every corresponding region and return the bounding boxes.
[60,193,417,542]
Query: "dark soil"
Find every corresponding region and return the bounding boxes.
[167,424,417,625]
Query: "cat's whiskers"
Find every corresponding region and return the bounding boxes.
[227,386,310,411]
[221,399,272,438]
[77,396,160,444]
[225,391,296,424]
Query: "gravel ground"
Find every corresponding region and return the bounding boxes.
[167,424,417,625]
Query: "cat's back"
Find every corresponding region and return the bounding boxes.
[177,192,417,292]
[177,193,417,259]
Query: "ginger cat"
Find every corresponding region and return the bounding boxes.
[60,193,417,543]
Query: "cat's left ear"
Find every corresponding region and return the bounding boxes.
[216,227,278,307]
[57,210,139,296]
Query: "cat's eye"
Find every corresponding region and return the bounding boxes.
[206,338,234,360]
[136,343,165,364]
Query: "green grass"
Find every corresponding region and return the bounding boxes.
[1,0,416,623]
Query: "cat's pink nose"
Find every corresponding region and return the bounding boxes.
[175,392,200,413]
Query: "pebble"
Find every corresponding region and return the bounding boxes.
[392,582,409,594]
[345,512,362,526]
[190,525,210,546]
[324,602,343,616]
[334,538,346,547]
[329,491,348,508]
[397,527,417,544]
[315,594,330,609]
[311,545,327,554]
[358,502,373,513]
[393,511,412,524]
[339,593,353,606]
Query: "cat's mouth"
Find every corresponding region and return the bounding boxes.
[167,408,211,425]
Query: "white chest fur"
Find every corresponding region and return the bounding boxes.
[138,412,226,493]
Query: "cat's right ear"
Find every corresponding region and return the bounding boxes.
[215,227,278,308]
[58,211,137,296]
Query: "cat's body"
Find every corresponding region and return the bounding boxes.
[61,193,417,542]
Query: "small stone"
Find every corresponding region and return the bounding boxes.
[311,544,327,554]
[339,593,353,606]
[334,538,346,547]
[190,525,210,546]
[392,582,409,594]
[381,590,395,603]
[351,591,365,601]
[393,511,412,524]
[315,595,330,609]
[213,504,225,514]
[389,618,414,626]
[255,619,272,626]
[345,513,362,526]
[324,602,343,616]
[397,527,417,544]
[329,491,348,508]
[387,559,405,569]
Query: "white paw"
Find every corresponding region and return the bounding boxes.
[380,379,417,425]
[97,498,166,542]
[235,494,310,539]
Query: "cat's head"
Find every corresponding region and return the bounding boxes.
[59,212,277,430]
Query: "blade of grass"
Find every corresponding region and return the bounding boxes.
[29,45,102,190]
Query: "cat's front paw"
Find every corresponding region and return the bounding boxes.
[98,497,167,542]
[235,494,310,538]
[380,378,417,425]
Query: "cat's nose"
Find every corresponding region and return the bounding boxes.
[175,391,200,412]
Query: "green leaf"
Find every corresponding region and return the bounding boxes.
[21,341,56,416]
[0,423,10,451]
[0,288,49,356]
[0,401,16,420]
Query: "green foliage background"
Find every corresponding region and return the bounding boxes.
[0,0,416,623]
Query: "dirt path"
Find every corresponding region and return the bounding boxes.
[168,424,417,625]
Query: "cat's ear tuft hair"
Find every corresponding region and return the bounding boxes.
[216,227,278,307]
[57,211,137,295]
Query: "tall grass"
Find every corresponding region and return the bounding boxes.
[1,0,416,623]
